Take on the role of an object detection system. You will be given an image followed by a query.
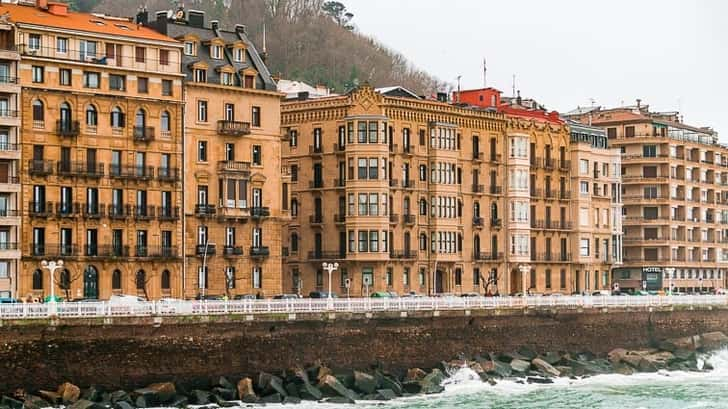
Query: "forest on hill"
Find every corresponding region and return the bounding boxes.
[65,0,448,95]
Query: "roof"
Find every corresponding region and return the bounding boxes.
[0,3,176,43]
[375,86,421,99]
[564,106,601,116]
[278,79,334,99]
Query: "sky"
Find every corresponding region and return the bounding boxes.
[347,0,728,138]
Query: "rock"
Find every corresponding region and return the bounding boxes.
[636,351,674,371]
[133,388,161,407]
[539,352,562,366]
[285,382,300,397]
[146,382,176,403]
[215,400,238,408]
[374,389,397,401]
[1,396,22,409]
[620,353,643,368]
[565,359,608,376]
[419,369,446,394]
[67,399,104,409]
[283,396,302,404]
[532,358,561,377]
[318,374,359,402]
[211,387,236,401]
[58,382,81,404]
[298,382,322,401]
[135,395,149,408]
[499,351,526,363]
[703,362,715,371]
[80,386,103,403]
[375,372,402,396]
[169,395,189,407]
[700,332,728,350]
[353,371,377,394]
[285,367,310,385]
[335,372,355,390]
[113,401,135,409]
[668,336,699,351]
[657,340,677,352]
[401,381,422,394]
[323,396,356,404]
[236,377,256,401]
[405,368,427,382]
[191,389,211,405]
[518,346,538,361]
[637,358,658,372]
[608,348,628,364]
[469,362,485,374]
[307,364,332,383]
[109,391,130,404]
[37,390,61,405]
[241,394,259,404]
[260,393,282,403]
[258,372,288,397]
[22,395,49,409]
[526,377,553,384]
[555,366,573,378]
[217,377,235,391]
[672,348,697,363]
[612,362,635,376]
[510,359,531,373]
[576,352,595,362]
[483,360,512,378]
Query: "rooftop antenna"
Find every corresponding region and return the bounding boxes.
[589,98,596,107]
[262,23,267,54]
[483,57,487,88]
[511,74,516,98]
[456,75,462,103]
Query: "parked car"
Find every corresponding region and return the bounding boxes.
[194,294,225,301]
[591,290,610,296]
[273,294,300,299]
[109,294,145,304]
[370,291,391,298]
[460,292,480,297]
[233,294,256,300]
[70,298,101,303]
[0,297,18,303]
[401,291,424,298]
[309,291,337,298]
[158,297,184,303]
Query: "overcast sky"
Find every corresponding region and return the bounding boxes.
[347,0,727,138]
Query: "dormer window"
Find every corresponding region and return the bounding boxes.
[184,41,196,56]
[221,72,233,86]
[211,45,223,59]
[194,69,207,83]
[233,48,244,63]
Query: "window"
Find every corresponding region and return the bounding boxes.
[580,238,590,257]
[28,34,41,50]
[289,129,298,147]
[607,128,616,139]
[112,270,122,290]
[455,268,462,286]
[625,126,635,138]
[198,141,207,162]
[197,100,208,122]
[32,270,43,290]
[234,47,244,62]
[85,105,97,126]
[643,145,657,158]
[59,68,71,86]
[253,267,262,289]
[79,40,97,60]
[32,100,44,122]
[135,46,146,63]
[110,107,124,128]
[32,66,44,83]
[290,233,298,252]
[211,45,223,59]
[252,145,262,166]
[580,181,589,194]
[137,77,148,93]
[159,49,169,66]
[184,41,195,56]
[109,74,125,91]
[252,106,261,127]
[56,37,68,53]
[194,69,206,83]
[221,72,233,86]
[162,80,172,96]
[83,71,100,88]
[579,159,589,174]
[160,111,171,133]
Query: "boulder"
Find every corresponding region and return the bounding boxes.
[667,336,699,351]
[469,362,485,374]
[607,348,628,364]
[58,382,81,404]
[80,386,103,403]
[517,346,538,361]
[114,401,135,409]
[532,358,561,377]
[637,358,658,373]
[657,340,677,352]
[132,388,160,407]
[211,387,236,401]
[576,351,595,362]
[374,389,397,401]
[323,396,356,404]
[484,360,512,378]
[510,359,531,373]
[67,400,104,409]
[405,368,427,382]
[700,332,728,350]
[375,371,402,396]
[285,367,310,385]
[236,377,256,401]
[1,396,22,409]
[258,372,288,397]
[401,381,422,394]
[108,391,130,404]
[145,382,176,402]
[298,382,322,401]
[554,366,573,378]
[284,382,300,398]
[260,393,282,403]
[169,395,189,408]
[539,352,562,366]
[353,371,377,394]
[37,390,61,405]
[22,395,49,409]
[217,377,235,391]
[672,348,697,363]
[191,389,211,405]
[307,364,332,383]
[612,362,635,376]
[526,376,553,384]
[499,351,526,363]
[318,374,359,402]
[283,396,302,404]
[419,369,446,394]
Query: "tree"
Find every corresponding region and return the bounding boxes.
[321,1,354,30]
[482,269,500,296]
[53,269,82,301]
[135,271,156,301]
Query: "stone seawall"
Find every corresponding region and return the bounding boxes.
[0,305,726,394]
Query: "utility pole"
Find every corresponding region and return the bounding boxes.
[483,58,487,88]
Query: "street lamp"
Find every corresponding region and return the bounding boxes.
[665,267,675,295]
[518,263,530,297]
[41,259,64,315]
[200,240,215,299]
[322,262,338,309]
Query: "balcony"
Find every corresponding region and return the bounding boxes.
[217,161,251,176]
[334,214,346,224]
[390,250,416,259]
[402,179,415,189]
[474,251,504,261]
[543,158,555,170]
[28,160,53,177]
[132,205,155,221]
[334,178,346,188]
[108,204,128,220]
[309,145,323,156]
[309,180,324,189]
[81,203,105,219]
[530,188,542,198]
[157,167,181,183]
[472,184,484,193]
[402,145,414,156]
[196,244,216,256]
[389,179,398,188]
[56,120,80,138]
[57,161,104,178]
[544,190,555,200]
[489,185,502,195]
[558,190,571,200]
[489,154,502,163]
[195,204,216,217]
[109,165,154,181]
[158,206,180,221]
[403,214,416,225]
[217,120,251,136]
[308,251,346,260]
[531,253,572,262]
[491,218,502,228]
[29,201,53,218]
[473,217,484,228]
[389,214,399,224]
[530,157,541,169]
[309,215,324,225]
[223,246,244,257]
[28,244,78,258]
[559,160,570,171]
[333,143,346,154]
[250,246,270,258]
[473,152,484,162]
[133,126,155,143]
[251,207,270,218]
[55,202,79,218]
[83,245,129,258]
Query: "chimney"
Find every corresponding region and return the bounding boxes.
[210,20,220,31]
[136,6,148,25]
[436,92,447,103]
[297,91,309,101]
[636,98,641,109]
[47,2,69,16]
[188,10,205,28]
[37,0,48,10]
[235,24,247,34]
[516,90,522,106]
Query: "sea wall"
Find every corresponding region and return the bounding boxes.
[0,305,727,394]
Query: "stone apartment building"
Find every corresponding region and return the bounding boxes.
[3,1,185,300]
[145,7,287,298]
[567,102,727,293]
[282,85,623,297]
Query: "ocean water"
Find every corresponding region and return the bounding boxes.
[257,349,728,409]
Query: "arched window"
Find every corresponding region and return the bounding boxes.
[474,234,481,254]
[110,106,124,128]
[291,199,298,216]
[403,196,411,215]
[474,202,480,218]
[85,105,97,126]
[135,270,146,290]
[59,269,71,290]
[32,100,44,122]
[135,109,146,128]
[32,269,43,290]
[112,269,122,290]
[419,198,427,215]
[419,233,427,251]
[160,111,170,132]
[530,269,536,290]
[290,233,298,252]
[491,202,499,221]
[59,102,72,125]
[161,270,171,290]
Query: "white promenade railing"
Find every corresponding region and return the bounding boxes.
[0,295,725,320]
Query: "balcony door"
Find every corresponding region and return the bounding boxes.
[252,188,262,208]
